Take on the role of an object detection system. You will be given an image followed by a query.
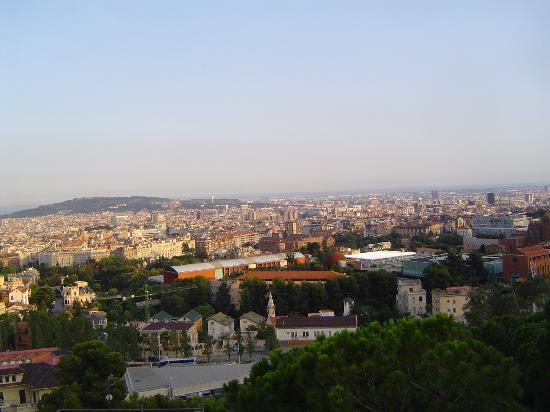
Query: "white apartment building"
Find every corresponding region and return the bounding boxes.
[38,250,75,267]
[396,278,426,316]
[472,215,528,237]
[113,240,184,260]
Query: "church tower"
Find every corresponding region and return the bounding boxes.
[267,292,276,319]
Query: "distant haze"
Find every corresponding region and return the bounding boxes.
[2,1,549,206]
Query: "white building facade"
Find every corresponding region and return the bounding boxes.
[396,278,426,316]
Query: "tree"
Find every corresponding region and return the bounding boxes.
[30,285,56,311]
[0,313,17,351]
[160,332,170,354]
[239,279,268,315]
[445,252,466,282]
[466,251,488,285]
[255,324,278,351]
[235,329,245,362]
[422,263,452,306]
[270,278,290,315]
[203,335,213,362]
[37,384,82,412]
[464,284,520,327]
[227,316,523,412]
[223,334,233,360]
[167,330,179,353]
[215,281,232,313]
[57,340,126,408]
[104,324,141,361]
[246,329,255,359]
[178,331,193,358]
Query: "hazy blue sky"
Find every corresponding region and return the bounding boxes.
[2,0,549,206]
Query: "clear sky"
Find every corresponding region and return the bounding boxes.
[2,0,549,207]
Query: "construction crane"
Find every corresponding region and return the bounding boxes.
[97,283,197,320]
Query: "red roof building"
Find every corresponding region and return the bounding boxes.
[237,270,342,284]
[503,245,550,282]
[0,347,60,365]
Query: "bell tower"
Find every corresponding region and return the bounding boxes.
[267,292,276,319]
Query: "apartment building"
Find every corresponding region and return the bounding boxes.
[196,231,260,258]
[139,321,199,359]
[112,240,184,260]
[396,278,426,316]
[431,286,473,323]
[503,245,550,282]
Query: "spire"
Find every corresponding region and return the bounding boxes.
[267,292,276,319]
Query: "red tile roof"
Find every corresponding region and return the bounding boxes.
[141,321,195,332]
[237,270,342,282]
[515,246,550,258]
[0,348,59,365]
[274,315,357,329]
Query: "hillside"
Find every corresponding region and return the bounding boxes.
[3,196,173,218]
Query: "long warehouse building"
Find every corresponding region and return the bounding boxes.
[164,252,306,282]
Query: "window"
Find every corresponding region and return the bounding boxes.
[19,389,26,404]
[409,288,413,292]
[11,375,15,382]
[302,331,309,337]
[419,296,423,302]
[0,392,4,402]
[453,308,456,313]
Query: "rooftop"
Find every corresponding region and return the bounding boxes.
[274,315,358,329]
[515,245,550,258]
[125,363,253,395]
[433,286,474,296]
[208,312,234,326]
[240,311,266,325]
[237,270,341,282]
[345,251,416,261]
[141,321,195,332]
[168,253,305,274]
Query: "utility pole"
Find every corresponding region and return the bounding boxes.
[144,283,150,320]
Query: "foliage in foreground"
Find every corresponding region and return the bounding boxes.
[225,315,525,412]
[38,340,126,412]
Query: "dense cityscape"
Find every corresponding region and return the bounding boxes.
[0,187,548,411]
[4,1,550,411]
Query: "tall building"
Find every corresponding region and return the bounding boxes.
[284,220,301,236]
[151,212,166,227]
[525,193,534,203]
[431,190,439,202]
[486,192,496,205]
[472,214,528,237]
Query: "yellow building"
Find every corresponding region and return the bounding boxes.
[431,286,474,323]
[62,280,96,310]
[0,363,59,412]
[139,321,199,359]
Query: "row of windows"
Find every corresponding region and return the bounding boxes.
[0,374,16,383]
[288,330,333,338]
